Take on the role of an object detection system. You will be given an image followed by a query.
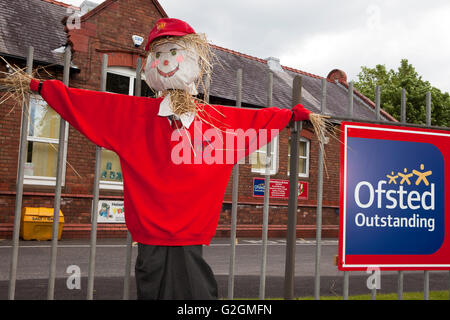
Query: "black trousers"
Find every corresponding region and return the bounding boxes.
[135,244,218,300]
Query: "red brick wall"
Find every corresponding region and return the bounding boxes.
[219,122,341,238]
[0,0,341,240]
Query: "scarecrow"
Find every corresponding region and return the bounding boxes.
[1,18,327,299]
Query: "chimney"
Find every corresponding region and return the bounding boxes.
[327,69,347,84]
[265,57,283,72]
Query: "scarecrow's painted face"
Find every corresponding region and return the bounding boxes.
[144,41,200,94]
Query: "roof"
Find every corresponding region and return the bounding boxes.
[0,0,68,65]
[0,0,392,121]
[210,45,395,121]
[80,0,167,22]
[0,0,168,66]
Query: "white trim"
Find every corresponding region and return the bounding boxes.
[27,136,59,144]
[107,66,140,78]
[287,137,310,178]
[99,180,124,191]
[346,124,450,138]
[24,175,57,186]
[106,66,146,96]
[342,264,450,269]
[341,124,450,267]
[342,125,348,264]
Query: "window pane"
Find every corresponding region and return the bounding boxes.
[141,80,156,97]
[100,149,123,182]
[287,156,307,175]
[29,97,60,139]
[299,140,306,157]
[25,141,57,177]
[106,72,130,95]
[133,78,157,98]
[298,158,306,174]
[251,152,269,171]
[251,138,277,174]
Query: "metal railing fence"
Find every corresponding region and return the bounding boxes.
[3,46,450,300]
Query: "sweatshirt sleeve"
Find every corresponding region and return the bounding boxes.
[208,105,294,163]
[36,79,142,152]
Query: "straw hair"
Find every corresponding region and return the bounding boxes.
[308,112,341,178]
[0,56,37,110]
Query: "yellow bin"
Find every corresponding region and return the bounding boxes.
[20,207,64,241]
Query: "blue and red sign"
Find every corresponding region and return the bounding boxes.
[339,122,450,270]
[253,178,308,200]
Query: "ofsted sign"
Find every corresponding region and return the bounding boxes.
[339,122,450,270]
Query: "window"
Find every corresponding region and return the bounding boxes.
[250,136,279,175]
[101,67,154,190]
[287,137,310,178]
[106,67,155,98]
[24,95,68,186]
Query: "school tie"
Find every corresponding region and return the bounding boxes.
[169,115,183,130]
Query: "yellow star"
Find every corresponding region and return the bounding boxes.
[412,164,432,186]
[386,171,398,184]
[398,168,413,185]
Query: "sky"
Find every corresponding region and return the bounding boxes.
[60,0,450,93]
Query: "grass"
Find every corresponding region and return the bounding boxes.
[299,290,449,300]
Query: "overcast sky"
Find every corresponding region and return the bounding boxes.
[60,0,450,93]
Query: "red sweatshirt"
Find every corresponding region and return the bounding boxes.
[34,80,293,245]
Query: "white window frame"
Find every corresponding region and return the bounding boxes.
[106,67,136,95]
[24,95,69,186]
[100,67,144,190]
[287,137,310,178]
[250,135,279,175]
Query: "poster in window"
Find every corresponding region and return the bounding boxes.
[97,200,125,223]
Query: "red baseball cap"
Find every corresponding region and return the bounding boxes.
[145,18,196,51]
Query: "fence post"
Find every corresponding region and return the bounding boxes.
[401,88,406,123]
[8,45,34,300]
[228,68,242,300]
[87,53,108,300]
[347,81,353,117]
[397,88,407,300]
[397,271,404,300]
[375,85,381,121]
[343,271,349,300]
[423,91,432,300]
[342,80,354,300]
[47,45,71,300]
[122,57,142,300]
[372,85,382,300]
[314,78,326,300]
[426,92,432,126]
[424,271,430,300]
[259,71,273,300]
[284,76,302,300]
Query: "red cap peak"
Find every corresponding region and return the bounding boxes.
[145,18,196,51]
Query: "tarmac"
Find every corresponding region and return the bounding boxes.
[0,238,449,300]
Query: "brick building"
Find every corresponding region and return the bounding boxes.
[0,0,395,239]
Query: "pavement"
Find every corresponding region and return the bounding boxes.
[0,238,448,300]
